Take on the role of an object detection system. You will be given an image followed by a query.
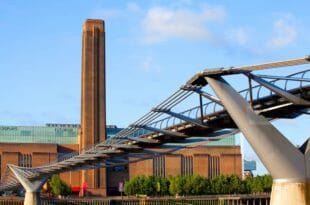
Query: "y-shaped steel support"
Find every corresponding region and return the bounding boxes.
[9,165,48,205]
[206,76,309,205]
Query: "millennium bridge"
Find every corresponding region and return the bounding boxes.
[0,56,310,205]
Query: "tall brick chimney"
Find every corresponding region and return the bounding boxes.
[80,19,107,196]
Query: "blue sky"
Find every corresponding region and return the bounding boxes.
[0,0,309,175]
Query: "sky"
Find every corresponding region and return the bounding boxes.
[0,0,309,175]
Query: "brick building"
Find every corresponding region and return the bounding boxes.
[0,126,241,196]
[0,124,124,195]
[129,145,241,179]
[107,136,242,195]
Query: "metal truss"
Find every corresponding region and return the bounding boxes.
[0,56,309,192]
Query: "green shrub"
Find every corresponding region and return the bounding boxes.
[48,175,71,196]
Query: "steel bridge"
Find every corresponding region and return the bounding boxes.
[0,56,310,205]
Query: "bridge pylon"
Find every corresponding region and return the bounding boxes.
[206,76,310,205]
[9,165,48,205]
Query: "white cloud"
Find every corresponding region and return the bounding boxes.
[143,6,226,43]
[225,28,248,46]
[268,19,297,48]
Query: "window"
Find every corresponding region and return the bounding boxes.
[208,156,220,178]
[18,154,32,168]
[153,155,165,177]
[181,156,193,176]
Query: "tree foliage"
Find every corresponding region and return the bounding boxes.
[124,176,170,196]
[48,175,71,196]
[244,175,272,193]
[124,174,272,196]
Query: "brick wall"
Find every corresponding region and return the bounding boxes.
[165,154,181,176]
[193,154,209,177]
[220,154,242,178]
[0,143,80,191]
[129,158,153,178]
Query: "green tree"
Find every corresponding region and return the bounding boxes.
[227,175,242,194]
[246,174,272,193]
[142,176,156,195]
[158,176,169,195]
[197,176,211,195]
[211,175,227,194]
[168,176,182,195]
[181,176,190,195]
[132,175,146,195]
[186,175,210,195]
[239,178,251,194]
[124,180,134,196]
[124,174,273,196]
[48,175,71,196]
[261,175,272,192]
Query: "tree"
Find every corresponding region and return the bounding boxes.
[124,174,272,196]
[168,176,182,195]
[184,175,210,195]
[244,175,272,194]
[227,175,242,194]
[261,175,272,192]
[48,175,71,197]
[124,180,134,196]
[158,176,169,195]
[195,176,211,195]
[211,175,228,194]
[142,176,156,195]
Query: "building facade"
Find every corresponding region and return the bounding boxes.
[129,146,241,178]
[0,125,241,196]
[0,124,120,196]
[0,124,80,191]
[106,135,242,195]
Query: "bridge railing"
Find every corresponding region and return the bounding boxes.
[98,69,310,144]
[242,69,310,102]
[144,69,310,131]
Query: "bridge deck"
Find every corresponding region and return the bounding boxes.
[1,57,309,192]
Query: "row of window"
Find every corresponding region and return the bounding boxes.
[0,136,77,144]
[18,154,32,168]
[1,153,65,171]
[153,155,220,178]
[0,127,78,137]
[0,154,223,180]
[181,156,193,176]
[153,156,165,177]
[0,126,78,144]
[0,126,123,144]
[208,156,220,178]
